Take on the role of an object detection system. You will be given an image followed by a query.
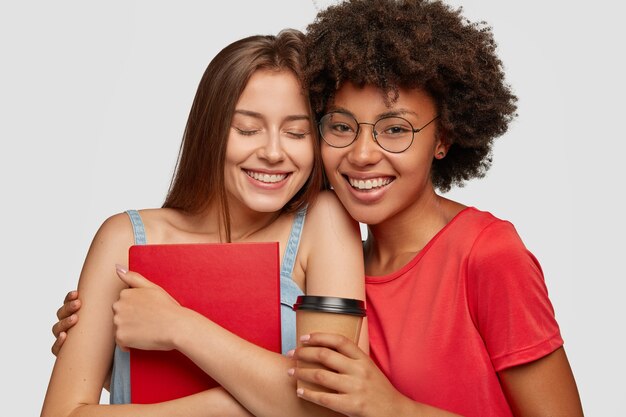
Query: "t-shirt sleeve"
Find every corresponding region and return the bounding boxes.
[466,220,563,372]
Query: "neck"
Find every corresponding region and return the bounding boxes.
[365,192,461,275]
[191,199,283,243]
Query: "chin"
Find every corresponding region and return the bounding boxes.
[244,197,290,214]
[351,213,384,226]
[334,202,377,226]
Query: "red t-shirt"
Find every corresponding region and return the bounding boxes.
[365,207,563,417]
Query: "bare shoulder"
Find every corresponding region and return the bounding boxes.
[304,191,360,241]
[90,207,179,256]
[80,212,136,283]
[307,190,350,214]
[91,211,135,251]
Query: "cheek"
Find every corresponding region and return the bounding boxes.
[321,146,340,172]
[393,152,434,182]
[291,139,315,174]
[224,135,243,164]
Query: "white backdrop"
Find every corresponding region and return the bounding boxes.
[1,1,623,415]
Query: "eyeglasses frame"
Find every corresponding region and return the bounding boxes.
[318,111,440,154]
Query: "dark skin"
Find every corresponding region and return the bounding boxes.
[499,347,583,417]
[51,290,79,356]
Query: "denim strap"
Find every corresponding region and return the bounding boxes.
[280,206,307,278]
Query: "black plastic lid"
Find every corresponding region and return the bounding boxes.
[292,295,366,316]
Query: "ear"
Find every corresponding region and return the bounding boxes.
[434,136,451,160]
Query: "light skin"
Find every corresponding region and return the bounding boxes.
[52,83,583,416]
[41,69,366,417]
[288,83,583,417]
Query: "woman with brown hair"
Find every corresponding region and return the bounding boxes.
[41,29,365,417]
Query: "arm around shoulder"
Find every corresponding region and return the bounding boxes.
[300,191,365,299]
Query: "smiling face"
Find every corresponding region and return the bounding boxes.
[321,82,447,226]
[224,69,314,214]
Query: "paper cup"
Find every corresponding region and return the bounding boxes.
[293,295,366,393]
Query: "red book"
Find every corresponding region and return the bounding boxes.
[128,242,281,404]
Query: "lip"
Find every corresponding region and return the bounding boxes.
[243,168,291,190]
[340,173,395,203]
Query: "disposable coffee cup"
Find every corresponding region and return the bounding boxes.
[293,295,366,393]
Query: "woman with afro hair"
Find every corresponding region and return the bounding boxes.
[289,0,584,416]
[51,0,584,416]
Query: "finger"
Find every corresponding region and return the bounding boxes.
[52,314,78,338]
[51,332,67,356]
[295,386,346,415]
[294,346,353,374]
[56,298,81,320]
[290,366,352,393]
[63,290,79,304]
[115,265,157,289]
[301,332,366,360]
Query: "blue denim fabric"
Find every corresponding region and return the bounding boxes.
[279,207,307,354]
[109,210,143,404]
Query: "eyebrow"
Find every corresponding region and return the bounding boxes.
[329,106,420,119]
[234,109,310,122]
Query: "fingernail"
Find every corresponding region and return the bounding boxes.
[296,388,304,397]
[299,334,311,342]
[286,349,295,358]
[287,368,295,376]
[70,300,79,308]
[115,264,128,274]
[69,314,76,322]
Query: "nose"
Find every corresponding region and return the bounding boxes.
[347,123,383,166]
[258,129,286,164]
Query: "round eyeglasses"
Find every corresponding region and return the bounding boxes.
[318,111,439,153]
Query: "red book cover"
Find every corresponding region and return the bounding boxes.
[128,242,281,404]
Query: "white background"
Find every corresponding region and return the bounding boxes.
[1,0,624,415]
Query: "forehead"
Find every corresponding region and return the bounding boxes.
[329,82,436,119]
[236,69,308,114]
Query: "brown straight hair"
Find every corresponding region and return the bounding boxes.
[163,29,323,242]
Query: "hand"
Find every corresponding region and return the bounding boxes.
[290,332,407,417]
[112,265,183,352]
[51,290,81,356]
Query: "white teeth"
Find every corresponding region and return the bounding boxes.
[348,177,392,190]
[246,170,287,183]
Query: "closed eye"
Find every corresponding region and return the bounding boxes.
[233,127,260,136]
[285,131,310,139]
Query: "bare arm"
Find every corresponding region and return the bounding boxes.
[41,214,253,417]
[498,347,584,417]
